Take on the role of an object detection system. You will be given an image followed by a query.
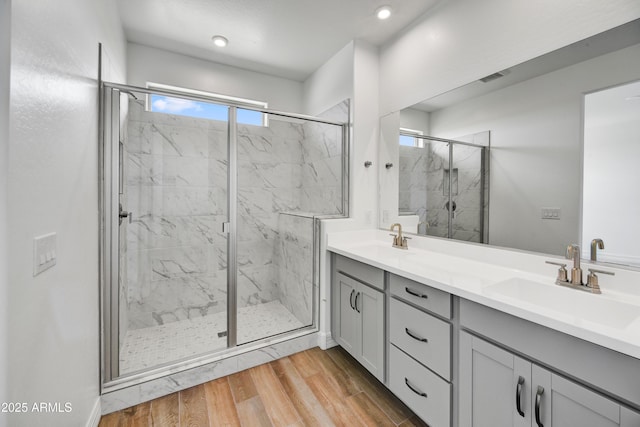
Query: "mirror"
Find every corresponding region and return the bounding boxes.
[379,19,640,266]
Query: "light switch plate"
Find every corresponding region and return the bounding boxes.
[34,232,57,276]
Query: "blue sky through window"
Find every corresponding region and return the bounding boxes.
[150,94,264,126]
[399,134,417,146]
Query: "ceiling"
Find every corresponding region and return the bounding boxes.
[117,0,441,81]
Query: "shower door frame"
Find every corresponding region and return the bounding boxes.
[99,82,350,389]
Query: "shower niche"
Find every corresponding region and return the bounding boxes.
[101,83,348,384]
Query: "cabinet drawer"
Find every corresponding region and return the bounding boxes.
[390,274,451,318]
[390,298,451,380]
[389,345,451,427]
[334,254,384,291]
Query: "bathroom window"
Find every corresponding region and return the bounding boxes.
[399,128,424,148]
[146,82,268,126]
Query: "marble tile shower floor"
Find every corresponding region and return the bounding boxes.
[120,301,305,374]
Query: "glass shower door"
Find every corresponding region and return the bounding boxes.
[423,139,451,238]
[450,143,487,243]
[115,90,230,376]
[235,111,315,345]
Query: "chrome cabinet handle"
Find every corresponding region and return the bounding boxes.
[516,376,525,417]
[405,328,428,343]
[535,386,544,427]
[354,292,361,313]
[349,290,355,310]
[405,287,428,299]
[405,378,427,398]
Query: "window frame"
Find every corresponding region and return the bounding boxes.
[145,82,269,126]
[399,127,425,148]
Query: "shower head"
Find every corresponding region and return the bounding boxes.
[120,90,139,100]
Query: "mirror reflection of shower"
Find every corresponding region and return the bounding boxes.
[398,132,489,243]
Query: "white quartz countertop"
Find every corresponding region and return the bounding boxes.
[327,229,640,360]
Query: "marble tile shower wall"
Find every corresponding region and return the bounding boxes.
[299,100,347,214]
[275,213,314,325]
[124,100,346,330]
[399,145,428,227]
[236,119,306,309]
[125,100,229,329]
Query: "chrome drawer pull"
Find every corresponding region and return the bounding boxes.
[405,287,428,299]
[535,386,544,427]
[516,376,525,417]
[405,328,428,343]
[405,378,428,398]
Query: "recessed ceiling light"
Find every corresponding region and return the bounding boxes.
[376,6,392,20]
[212,35,228,48]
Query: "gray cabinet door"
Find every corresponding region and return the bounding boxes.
[335,272,358,356]
[533,365,640,427]
[334,272,384,381]
[459,332,531,427]
[358,281,384,381]
[461,332,640,427]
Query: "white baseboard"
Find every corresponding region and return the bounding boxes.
[317,331,338,350]
[86,398,101,427]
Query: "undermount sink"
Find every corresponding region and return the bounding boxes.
[484,277,640,329]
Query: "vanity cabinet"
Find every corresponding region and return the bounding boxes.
[332,255,385,381]
[388,274,453,427]
[460,331,640,427]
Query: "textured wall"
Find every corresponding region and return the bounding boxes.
[0,1,10,423]
[7,0,126,425]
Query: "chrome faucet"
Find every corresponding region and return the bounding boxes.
[590,238,604,261]
[566,244,582,285]
[546,243,614,294]
[390,223,409,249]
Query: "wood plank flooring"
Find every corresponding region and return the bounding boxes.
[99,346,429,427]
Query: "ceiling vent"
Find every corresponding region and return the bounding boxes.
[479,71,506,83]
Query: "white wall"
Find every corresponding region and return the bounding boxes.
[127,43,303,112]
[7,1,126,426]
[429,44,640,256]
[303,40,381,347]
[379,0,640,115]
[0,1,10,425]
[582,79,640,266]
[351,40,380,227]
[302,42,354,116]
[399,108,430,134]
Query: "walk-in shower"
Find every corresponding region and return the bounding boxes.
[100,83,348,386]
[398,132,489,242]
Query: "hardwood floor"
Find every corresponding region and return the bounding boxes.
[99,346,429,427]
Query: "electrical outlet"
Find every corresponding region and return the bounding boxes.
[541,207,561,220]
[34,232,57,276]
